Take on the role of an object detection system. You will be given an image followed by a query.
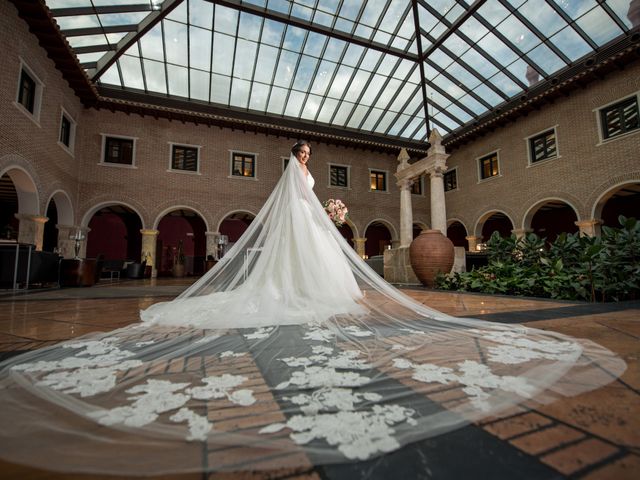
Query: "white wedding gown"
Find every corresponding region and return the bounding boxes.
[0,154,627,475]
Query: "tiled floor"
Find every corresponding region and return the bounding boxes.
[0,279,637,479]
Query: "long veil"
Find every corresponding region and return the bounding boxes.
[0,153,626,475]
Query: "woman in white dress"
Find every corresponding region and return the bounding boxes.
[0,141,626,476]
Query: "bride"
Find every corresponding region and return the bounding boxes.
[0,141,627,475]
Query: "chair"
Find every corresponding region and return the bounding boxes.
[126,261,146,279]
[101,259,124,280]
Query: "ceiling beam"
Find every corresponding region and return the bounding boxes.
[205,0,419,63]
[50,4,155,16]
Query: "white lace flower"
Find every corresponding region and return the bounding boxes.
[342,326,373,337]
[244,327,275,340]
[186,374,255,406]
[303,327,334,342]
[170,408,212,441]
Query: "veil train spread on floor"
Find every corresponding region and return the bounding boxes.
[0,152,626,475]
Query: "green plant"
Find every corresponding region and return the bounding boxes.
[435,216,639,302]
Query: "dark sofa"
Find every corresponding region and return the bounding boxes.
[0,244,60,288]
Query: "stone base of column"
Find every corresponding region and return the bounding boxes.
[383,247,420,285]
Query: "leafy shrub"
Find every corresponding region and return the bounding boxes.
[435,216,639,302]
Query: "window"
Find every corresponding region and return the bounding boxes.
[370,170,387,191]
[18,69,36,113]
[58,109,76,153]
[528,128,558,163]
[444,169,457,192]
[411,176,422,195]
[478,152,499,180]
[330,165,349,187]
[232,152,255,177]
[171,144,199,172]
[15,61,43,122]
[600,96,639,140]
[103,136,135,165]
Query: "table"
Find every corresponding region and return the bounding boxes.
[59,258,98,287]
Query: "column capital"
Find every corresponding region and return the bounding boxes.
[140,229,159,236]
[425,164,448,177]
[15,213,48,224]
[511,228,533,238]
[574,219,602,228]
[205,231,222,237]
[396,178,414,190]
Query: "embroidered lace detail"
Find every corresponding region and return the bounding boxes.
[187,374,256,406]
[393,358,537,411]
[170,408,212,441]
[303,327,334,342]
[244,327,275,340]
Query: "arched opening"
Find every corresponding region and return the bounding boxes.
[219,211,255,248]
[87,205,143,264]
[157,208,207,276]
[447,221,469,250]
[413,222,427,240]
[0,174,18,240]
[365,221,392,257]
[337,223,355,248]
[530,200,578,242]
[480,212,514,241]
[599,182,640,227]
[43,201,58,252]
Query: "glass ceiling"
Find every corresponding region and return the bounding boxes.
[46,0,637,143]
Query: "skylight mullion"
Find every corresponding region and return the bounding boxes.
[426,59,492,110]
[418,3,527,91]
[544,0,598,50]
[280,27,311,118]
[437,44,511,100]
[51,4,154,17]
[310,38,346,123]
[186,1,191,99]
[327,49,367,126]
[426,97,465,127]
[370,63,419,133]
[496,0,572,65]
[355,57,403,128]
[427,82,477,119]
[226,9,242,106]
[263,19,295,115]
[428,115,451,135]
[137,41,149,93]
[383,83,422,136]
[411,0,431,139]
[246,17,268,112]
[161,19,170,97]
[208,6,216,106]
[467,11,548,79]
[598,0,629,32]
[388,2,414,49]
[344,54,386,129]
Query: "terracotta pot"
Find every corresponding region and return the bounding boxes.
[409,229,454,287]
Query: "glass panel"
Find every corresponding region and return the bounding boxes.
[249,82,270,111]
[527,43,565,74]
[119,55,144,89]
[575,6,624,46]
[292,56,319,91]
[346,104,369,129]
[230,78,251,108]
[327,65,354,97]
[239,12,262,42]
[310,60,337,95]
[489,70,522,97]
[189,0,213,29]
[273,50,299,88]
[190,27,212,71]
[261,19,286,47]
[140,23,164,62]
[234,39,258,80]
[210,73,230,104]
[316,97,339,123]
[460,48,499,79]
[212,33,235,76]
[143,59,167,94]
[556,0,597,18]
[301,93,323,120]
[548,26,592,62]
[605,0,635,29]
[283,26,307,52]
[98,63,121,87]
[283,90,306,117]
[519,0,566,37]
[164,20,188,67]
[214,6,238,35]
[496,15,540,54]
[360,107,385,131]
[167,64,188,97]
[190,68,209,101]
[267,86,288,114]
[253,45,279,83]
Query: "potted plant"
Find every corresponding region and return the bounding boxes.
[173,240,186,278]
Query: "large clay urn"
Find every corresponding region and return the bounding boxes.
[409,229,455,287]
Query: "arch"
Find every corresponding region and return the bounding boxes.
[363,218,398,241]
[473,210,515,239]
[446,218,469,249]
[46,189,74,226]
[82,201,146,230]
[153,205,211,232]
[522,198,580,241]
[591,179,640,225]
[215,209,258,234]
[522,197,581,230]
[363,219,396,257]
[343,217,359,239]
[0,165,39,216]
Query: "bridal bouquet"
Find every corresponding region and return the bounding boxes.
[323,198,349,227]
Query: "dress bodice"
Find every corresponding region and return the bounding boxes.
[306,172,315,189]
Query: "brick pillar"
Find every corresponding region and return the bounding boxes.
[15,214,48,251]
[353,237,367,258]
[575,219,602,237]
[141,229,159,277]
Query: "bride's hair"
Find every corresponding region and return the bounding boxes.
[291,140,312,156]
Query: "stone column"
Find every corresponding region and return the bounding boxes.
[398,178,414,247]
[353,237,367,259]
[428,167,447,234]
[511,228,532,240]
[141,229,159,277]
[465,235,482,252]
[206,231,223,260]
[56,224,76,258]
[575,219,602,237]
[15,214,48,251]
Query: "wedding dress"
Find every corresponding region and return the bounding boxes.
[0,153,626,475]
